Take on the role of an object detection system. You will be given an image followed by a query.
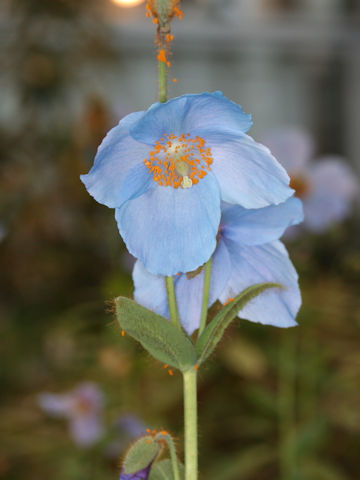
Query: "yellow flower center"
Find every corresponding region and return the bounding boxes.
[144,133,213,189]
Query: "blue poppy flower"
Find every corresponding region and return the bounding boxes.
[133,197,303,334]
[81,92,294,276]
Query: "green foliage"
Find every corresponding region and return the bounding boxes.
[123,436,161,475]
[115,297,197,372]
[149,459,184,480]
[196,283,283,364]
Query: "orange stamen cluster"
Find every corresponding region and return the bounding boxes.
[146,1,183,23]
[173,4,183,20]
[157,49,167,63]
[144,133,213,189]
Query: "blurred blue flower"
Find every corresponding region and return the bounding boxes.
[262,127,359,233]
[38,382,105,447]
[133,197,303,334]
[81,92,293,276]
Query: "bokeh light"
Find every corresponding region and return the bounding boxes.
[110,0,145,8]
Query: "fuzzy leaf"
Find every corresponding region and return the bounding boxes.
[149,459,184,480]
[115,297,197,371]
[123,436,161,475]
[196,283,283,364]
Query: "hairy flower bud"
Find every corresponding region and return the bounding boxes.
[146,0,183,27]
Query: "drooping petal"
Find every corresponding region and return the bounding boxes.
[208,239,232,307]
[219,240,300,327]
[133,260,168,318]
[303,157,359,231]
[80,111,151,208]
[117,173,221,276]
[130,92,252,145]
[174,241,231,333]
[221,196,303,246]
[195,131,293,208]
[133,240,231,335]
[261,127,314,173]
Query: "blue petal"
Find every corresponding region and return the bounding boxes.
[208,239,232,306]
[116,162,154,207]
[221,196,303,246]
[219,240,301,327]
[176,242,231,334]
[133,238,231,334]
[195,131,293,208]
[133,260,169,318]
[130,92,252,145]
[80,111,151,208]
[116,173,221,276]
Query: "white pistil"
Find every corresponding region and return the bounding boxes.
[181,176,192,189]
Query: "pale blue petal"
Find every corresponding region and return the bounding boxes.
[133,238,231,335]
[195,131,293,208]
[80,111,151,208]
[130,92,252,145]
[175,271,205,334]
[133,261,169,318]
[208,239,232,306]
[115,162,154,207]
[221,196,303,246]
[116,173,221,276]
[175,241,230,333]
[219,240,300,327]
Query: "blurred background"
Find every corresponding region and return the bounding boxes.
[0,1,359,479]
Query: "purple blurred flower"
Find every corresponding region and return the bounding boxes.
[119,464,152,480]
[262,127,358,233]
[38,382,105,447]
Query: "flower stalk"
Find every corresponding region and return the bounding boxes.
[166,276,181,329]
[198,257,213,337]
[160,432,181,480]
[159,54,168,103]
[183,369,198,480]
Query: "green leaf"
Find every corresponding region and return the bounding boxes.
[115,297,197,372]
[149,459,184,480]
[196,283,283,364]
[123,436,161,475]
